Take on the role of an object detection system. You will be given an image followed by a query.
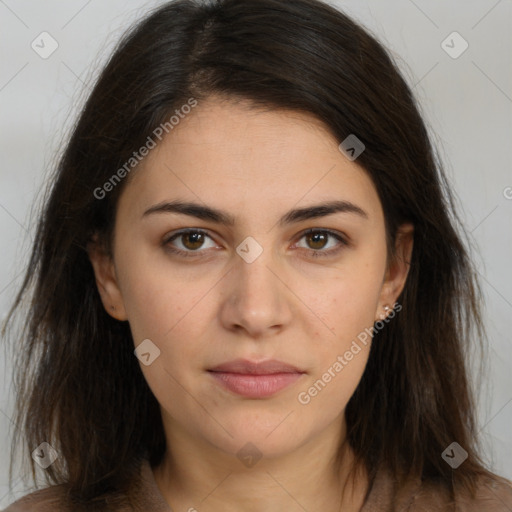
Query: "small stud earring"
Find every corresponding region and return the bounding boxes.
[379,305,391,320]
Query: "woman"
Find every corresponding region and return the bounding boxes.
[3,0,512,510]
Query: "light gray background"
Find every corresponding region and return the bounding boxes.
[1,0,511,507]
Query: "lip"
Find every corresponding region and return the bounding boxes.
[208,359,306,398]
[209,358,305,374]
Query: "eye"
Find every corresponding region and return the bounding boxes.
[163,228,348,259]
[163,229,218,257]
[294,229,348,258]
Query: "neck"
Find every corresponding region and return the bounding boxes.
[153,414,368,512]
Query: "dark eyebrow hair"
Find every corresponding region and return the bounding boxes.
[142,199,368,226]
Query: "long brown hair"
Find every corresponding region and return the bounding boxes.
[2,0,496,508]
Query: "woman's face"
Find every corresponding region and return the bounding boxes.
[88,97,412,461]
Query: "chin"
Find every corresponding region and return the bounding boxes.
[201,415,306,459]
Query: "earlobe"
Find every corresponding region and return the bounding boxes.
[86,234,128,321]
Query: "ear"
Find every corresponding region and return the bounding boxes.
[376,222,414,321]
[86,233,128,321]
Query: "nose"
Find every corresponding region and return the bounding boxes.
[219,241,293,339]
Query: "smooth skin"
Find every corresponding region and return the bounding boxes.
[88,96,413,512]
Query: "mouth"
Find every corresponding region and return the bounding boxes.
[207,358,306,398]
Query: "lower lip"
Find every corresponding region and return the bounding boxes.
[208,371,304,398]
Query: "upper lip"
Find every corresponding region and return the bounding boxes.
[208,358,305,375]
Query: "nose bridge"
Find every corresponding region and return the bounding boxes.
[222,234,291,334]
[234,234,281,305]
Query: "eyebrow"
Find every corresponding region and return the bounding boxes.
[142,199,368,226]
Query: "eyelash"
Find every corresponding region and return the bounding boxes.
[162,228,348,259]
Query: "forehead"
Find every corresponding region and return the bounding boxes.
[117,97,383,225]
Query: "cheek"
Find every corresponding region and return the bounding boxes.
[115,247,215,404]
[300,254,384,341]
[296,348,370,423]
[295,274,379,413]
[115,245,201,341]
[293,250,384,407]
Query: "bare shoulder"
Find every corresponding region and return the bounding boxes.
[410,474,512,511]
[2,484,72,512]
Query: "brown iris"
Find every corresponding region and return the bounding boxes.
[305,231,329,250]
[181,232,206,250]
